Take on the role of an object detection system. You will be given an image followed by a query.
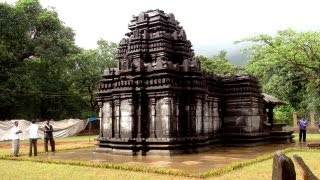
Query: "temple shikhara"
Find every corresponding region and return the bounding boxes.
[95,9,292,155]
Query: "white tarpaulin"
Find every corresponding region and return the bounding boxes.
[0,119,88,141]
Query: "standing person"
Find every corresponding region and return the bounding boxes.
[10,121,22,157]
[298,116,308,142]
[26,120,39,156]
[44,119,55,154]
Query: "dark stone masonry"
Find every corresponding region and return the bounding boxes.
[95,9,292,155]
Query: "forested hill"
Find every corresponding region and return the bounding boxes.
[194,44,249,66]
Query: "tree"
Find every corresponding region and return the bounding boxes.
[0,0,80,119]
[0,0,120,120]
[0,2,30,119]
[69,39,117,116]
[237,28,320,120]
[198,50,238,76]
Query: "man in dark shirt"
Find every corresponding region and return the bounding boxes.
[44,119,55,153]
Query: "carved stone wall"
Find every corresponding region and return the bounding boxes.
[221,74,268,142]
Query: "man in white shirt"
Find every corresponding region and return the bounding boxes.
[26,120,39,156]
[10,121,22,157]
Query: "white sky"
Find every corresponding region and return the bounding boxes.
[3,0,320,55]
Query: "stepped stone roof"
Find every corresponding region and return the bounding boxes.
[262,93,286,105]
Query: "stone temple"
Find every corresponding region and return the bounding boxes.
[95,9,292,155]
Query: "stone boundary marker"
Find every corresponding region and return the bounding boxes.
[293,155,318,180]
[272,150,319,180]
[292,112,320,133]
[272,150,296,180]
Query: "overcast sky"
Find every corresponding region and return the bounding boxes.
[3,0,320,56]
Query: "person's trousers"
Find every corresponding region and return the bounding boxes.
[44,138,55,152]
[12,139,20,156]
[299,129,306,142]
[29,138,37,156]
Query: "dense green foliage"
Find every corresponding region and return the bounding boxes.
[198,50,239,76]
[237,29,320,122]
[68,40,117,116]
[0,0,116,120]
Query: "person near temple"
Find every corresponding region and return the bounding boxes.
[298,116,308,142]
[26,120,39,156]
[44,119,55,154]
[10,121,22,157]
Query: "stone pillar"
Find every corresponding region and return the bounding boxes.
[195,98,202,135]
[169,97,178,137]
[189,102,196,136]
[293,112,298,130]
[149,98,156,138]
[175,99,180,136]
[203,99,209,135]
[98,102,103,137]
[208,97,214,135]
[114,99,120,138]
[129,99,134,136]
[137,98,142,139]
[309,111,316,129]
[163,97,171,136]
[267,104,275,126]
[212,97,218,136]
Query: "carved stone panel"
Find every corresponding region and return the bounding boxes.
[102,101,112,137]
[203,101,210,134]
[250,115,264,132]
[120,99,133,137]
[155,97,171,138]
[196,99,202,134]
[213,117,221,132]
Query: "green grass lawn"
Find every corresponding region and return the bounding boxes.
[0,160,194,180]
[293,133,320,141]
